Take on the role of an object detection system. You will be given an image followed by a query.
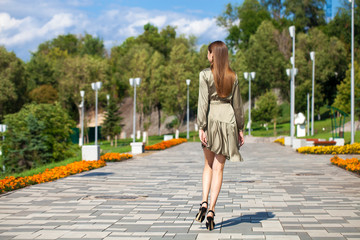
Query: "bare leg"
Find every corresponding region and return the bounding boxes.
[208,154,226,216]
[202,148,215,208]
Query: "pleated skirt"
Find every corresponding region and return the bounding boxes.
[204,102,243,162]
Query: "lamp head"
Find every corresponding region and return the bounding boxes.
[244,72,249,80]
[290,56,294,65]
[106,94,110,100]
[91,83,96,90]
[286,69,291,77]
[135,77,141,86]
[129,78,134,86]
[294,68,298,76]
[250,72,256,80]
[289,26,295,38]
[80,90,85,97]
[310,51,315,61]
[186,79,191,86]
[96,81,102,90]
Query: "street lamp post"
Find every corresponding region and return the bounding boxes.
[244,72,256,135]
[289,25,296,146]
[80,91,85,146]
[286,68,298,140]
[307,93,310,136]
[91,81,102,146]
[129,78,141,143]
[310,51,315,136]
[186,79,191,139]
[350,0,355,144]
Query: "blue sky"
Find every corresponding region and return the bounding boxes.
[0,0,342,62]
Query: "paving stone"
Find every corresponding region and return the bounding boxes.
[0,142,360,239]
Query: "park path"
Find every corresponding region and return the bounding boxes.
[0,141,360,240]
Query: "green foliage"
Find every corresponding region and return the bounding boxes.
[80,33,105,57]
[284,0,326,32]
[217,0,271,50]
[29,85,58,104]
[0,47,27,121]
[101,99,122,144]
[252,91,281,124]
[246,21,288,98]
[333,62,360,117]
[2,103,75,173]
[294,28,347,112]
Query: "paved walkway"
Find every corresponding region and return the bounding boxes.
[0,142,360,240]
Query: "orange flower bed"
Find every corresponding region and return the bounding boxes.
[330,156,360,175]
[145,138,187,150]
[0,160,106,194]
[100,153,133,162]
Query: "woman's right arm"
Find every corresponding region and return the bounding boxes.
[197,71,209,145]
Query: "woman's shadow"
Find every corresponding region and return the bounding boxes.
[218,212,275,229]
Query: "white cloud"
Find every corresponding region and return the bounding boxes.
[0,13,76,47]
[0,2,228,61]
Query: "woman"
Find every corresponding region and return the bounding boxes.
[195,41,245,231]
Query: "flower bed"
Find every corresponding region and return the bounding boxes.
[274,138,285,145]
[0,160,106,194]
[100,153,133,162]
[145,138,187,150]
[331,156,360,175]
[297,143,360,154]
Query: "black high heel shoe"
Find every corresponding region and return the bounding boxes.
[195,201,208,222]
[206,210,215,231]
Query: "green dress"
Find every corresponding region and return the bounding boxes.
[197,68,245,162]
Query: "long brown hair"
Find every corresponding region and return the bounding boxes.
[208,41,236,98]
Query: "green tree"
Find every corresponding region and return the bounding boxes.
[101,99,122,146]
[2,103,74,173]
[38,34,80,55]
[0,46,27,120]
[217,0,271,50]
[294,28,347,112]
[29,85,59,104]
[57,55,108,121]
[161,42,194,131]
[325,0,360,62]
[252,91,281,135]
[26,52,57,91]
[284,0,326,32]
[80,33,106,57]
[245,21,288,100]
[333,62,360,118]
[149,51,166,135]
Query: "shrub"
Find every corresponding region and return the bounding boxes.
[297,143,360,154]
[100,153,132,162]
[145,138,187,150]
[0,160,106,193]
[274,138,285,145]
[331,156,360,175]
[2,103,75,173]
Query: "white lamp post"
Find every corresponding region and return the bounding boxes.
[286,67,298,140]
[106,94,110,106]
[310,51,315,136]
[0,124,6,141]
[186,79,191,139]
[289,25,296,146]
[307,93,310,136]
[244,72,256,135]
[350,0,355,144]
[79,90,85,146]
[129,78,141,143]
[91,81,102,146]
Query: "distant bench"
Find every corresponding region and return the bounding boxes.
[306,139,336,146]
